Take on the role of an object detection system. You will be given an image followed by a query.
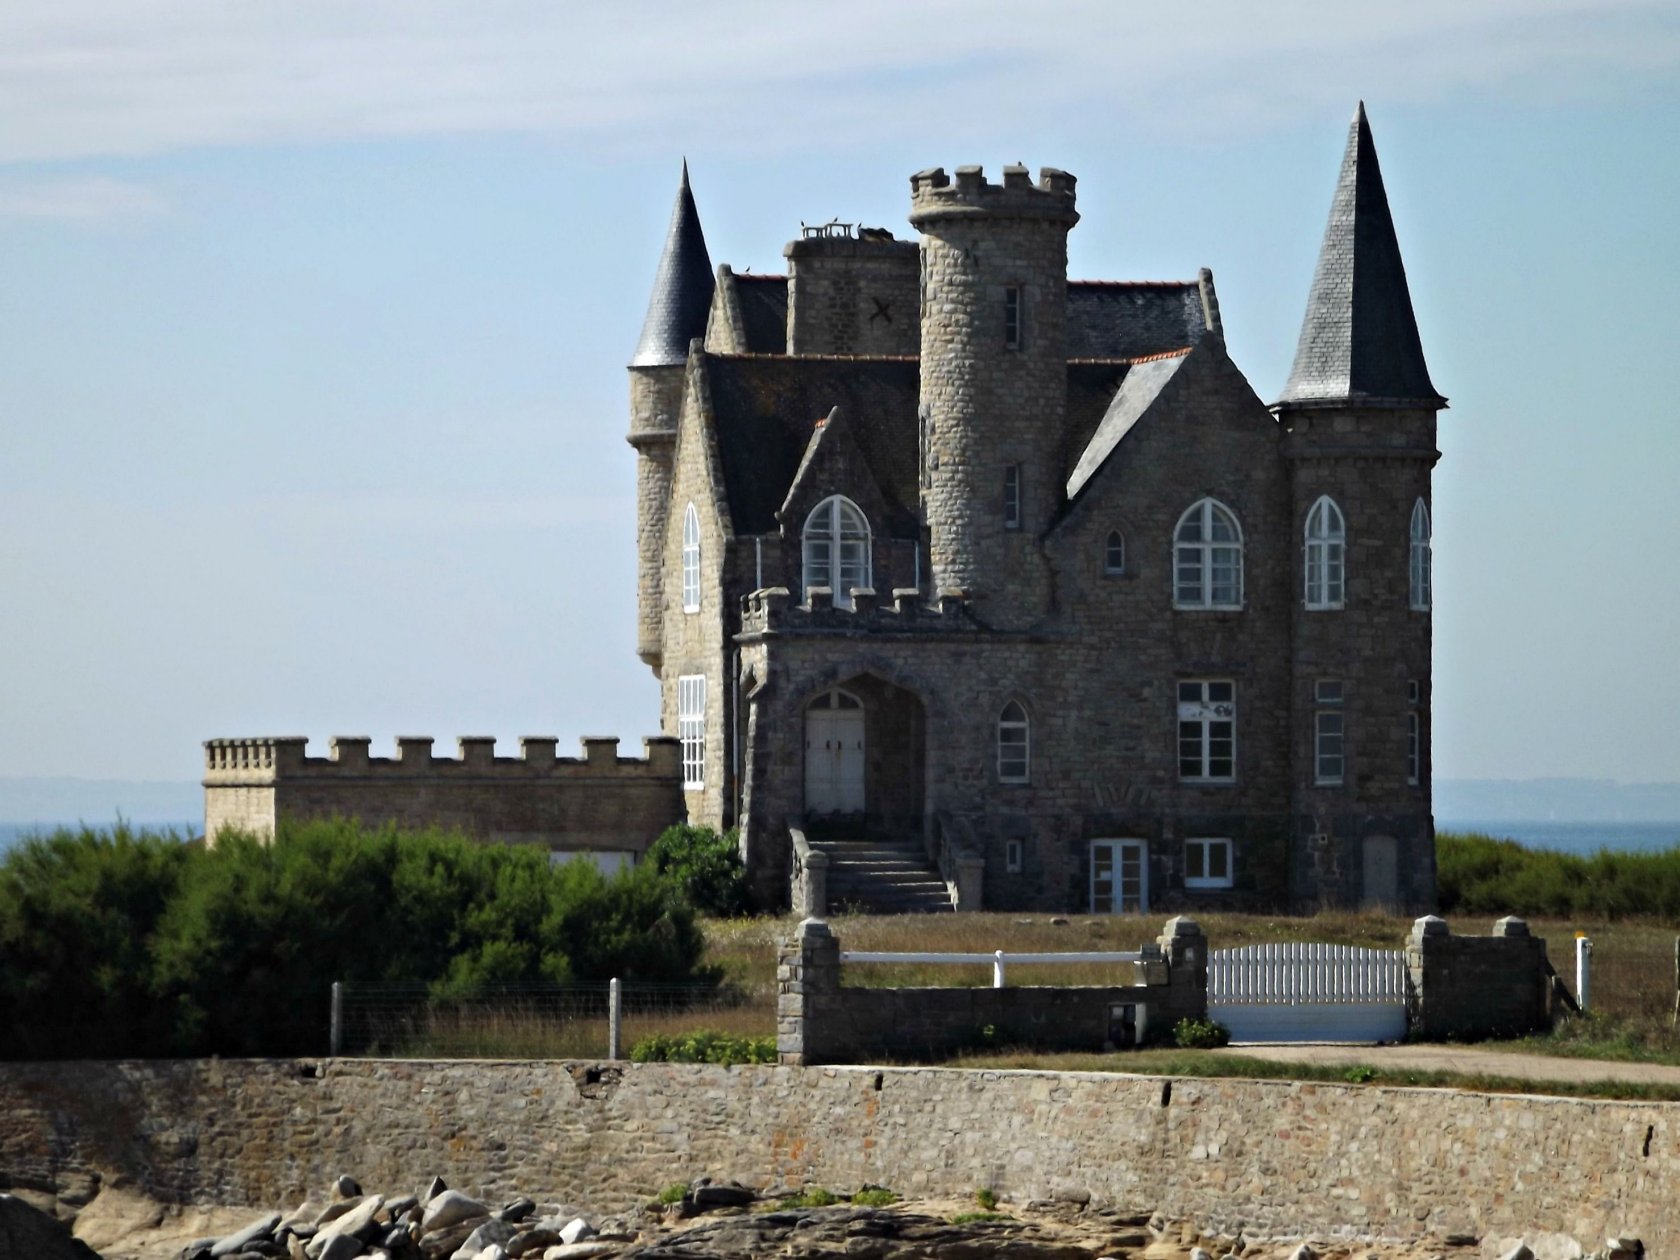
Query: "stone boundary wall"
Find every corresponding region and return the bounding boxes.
[202,735,683,856]
[1407,915,1555,1039]
[0,1059,1669,1251]
[777,916,1207,1064]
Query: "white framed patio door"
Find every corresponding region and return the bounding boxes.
[804,689,865,814]
[1091,839,1148,913]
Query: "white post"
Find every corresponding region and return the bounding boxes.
[1576,934,1592,1013]
[330,981,343,1057]
[993,950,1006,989]
[608,977,623,1059]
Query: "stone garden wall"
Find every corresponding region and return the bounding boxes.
[0,1058,1671,1252]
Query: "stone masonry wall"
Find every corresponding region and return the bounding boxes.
[202,736,682,856]
[776,916,1208,1064]
[784,234,919,357]
[0,1058,1672,1250]
[1408,914,1553,1039]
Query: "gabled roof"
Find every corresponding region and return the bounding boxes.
[1067,277,1217,359]
[1065,349,1194,500]
[701,354,922,537]
[631,163,716,368]
[1276,104,1445,410]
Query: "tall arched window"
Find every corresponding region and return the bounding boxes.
[1105,530,1126,575]
[997,700,1030,783]
[803,495,871,609]
[1409,499,1432,611]
[1173,498,1243,609]
[1303,495,1346,610]
[681,502,701,613]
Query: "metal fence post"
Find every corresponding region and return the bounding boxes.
[330,981,343,1057]
[1575,934,1592,1013]
[608,977,622,1060]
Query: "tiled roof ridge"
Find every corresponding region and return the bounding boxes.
[733,273,788,282]
[1069,347,1193,365]
[1070,279,1196,288]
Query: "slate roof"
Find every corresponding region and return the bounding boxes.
[631,163,716,368]
[734,275,789,354]
[702,355,922,537]
[1067,281,1212,359]
[1065,350,1194,500]
[1276,104,1444,409]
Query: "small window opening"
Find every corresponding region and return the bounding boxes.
[1105,530,1125,575]
[1004,286,1022,350]
[1003,464,1022,530]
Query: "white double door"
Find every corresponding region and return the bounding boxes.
[1091,839,1148,913]
[805,689,865,814]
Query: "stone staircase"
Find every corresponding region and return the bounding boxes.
[809,834,954,914]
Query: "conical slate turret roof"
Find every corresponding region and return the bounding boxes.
[630,162,715,368]
[1276,104,1444,409]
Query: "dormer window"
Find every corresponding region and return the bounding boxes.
[1004,286,1022,350]
[803,495,871,609]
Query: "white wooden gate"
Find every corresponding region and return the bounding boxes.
[1209,943,1407,1043]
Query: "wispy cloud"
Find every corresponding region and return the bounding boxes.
[0,174,166,221]
[0,0,1675,163]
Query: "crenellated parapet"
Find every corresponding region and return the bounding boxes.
[202,735,686,852]
[909,163,1078,228]
[204,735,681,783]
[736,586,976,639]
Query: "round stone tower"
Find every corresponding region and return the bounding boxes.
[910,164,1078,630]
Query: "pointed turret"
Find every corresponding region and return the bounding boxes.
[630,162,715,367]
[1276,104,1445,410]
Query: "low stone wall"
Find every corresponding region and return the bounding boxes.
[0,1059,1670,1251]
[776,916,1207,1064]
[1407,915,1554,1039]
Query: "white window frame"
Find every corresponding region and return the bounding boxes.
[1410,499,1432,611]
[1105,529,1125,575]
[997,699,1030,783]
[1003,464,1022,530]
[681,502,701,614]
[1304,495,1346,610]
[1177,679,1235,783]
[802,495,872,609]
[1184,838,1234,890]
[1314,678,1344,786]
[1003,286,1022,350]
[1173,498,1244,610]
[677,674,706,790]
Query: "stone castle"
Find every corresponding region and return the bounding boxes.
[207,102,1443,913]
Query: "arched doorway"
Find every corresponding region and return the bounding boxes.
[804,688,865,815]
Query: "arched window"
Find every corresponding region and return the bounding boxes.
[1173,498,1243,609]
[1303,496,1345,610]
[681,503,701,613]
[1105,530,1126,575]
[1409,499,1432,611]
[997,700,1030,783]
[803,496,871,609]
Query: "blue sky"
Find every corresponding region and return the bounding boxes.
[1,1,1677,792]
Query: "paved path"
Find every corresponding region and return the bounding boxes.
[1222,1042,1680,1087]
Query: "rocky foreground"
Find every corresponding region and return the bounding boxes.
[0,1175,1646,1260]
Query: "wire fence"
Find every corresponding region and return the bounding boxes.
[330,980,773,1059]
[1576,943,1676,1022]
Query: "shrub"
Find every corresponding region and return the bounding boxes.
[0,819,714,1059]
[778,1187,838,1209]
[1173,1016,1231,1049]
[628,1028,776,1065]
[654,1183,688,1206]
[972,1187,998,1211]
[852,1187,897,1207]
[645,825,751,917]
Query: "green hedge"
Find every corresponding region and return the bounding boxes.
[1437,830,1680,919]
[0,820,709,1059]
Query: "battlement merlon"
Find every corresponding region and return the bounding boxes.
[203,734,682,783]
[736,585,978,639]
[908,165,1079,228]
